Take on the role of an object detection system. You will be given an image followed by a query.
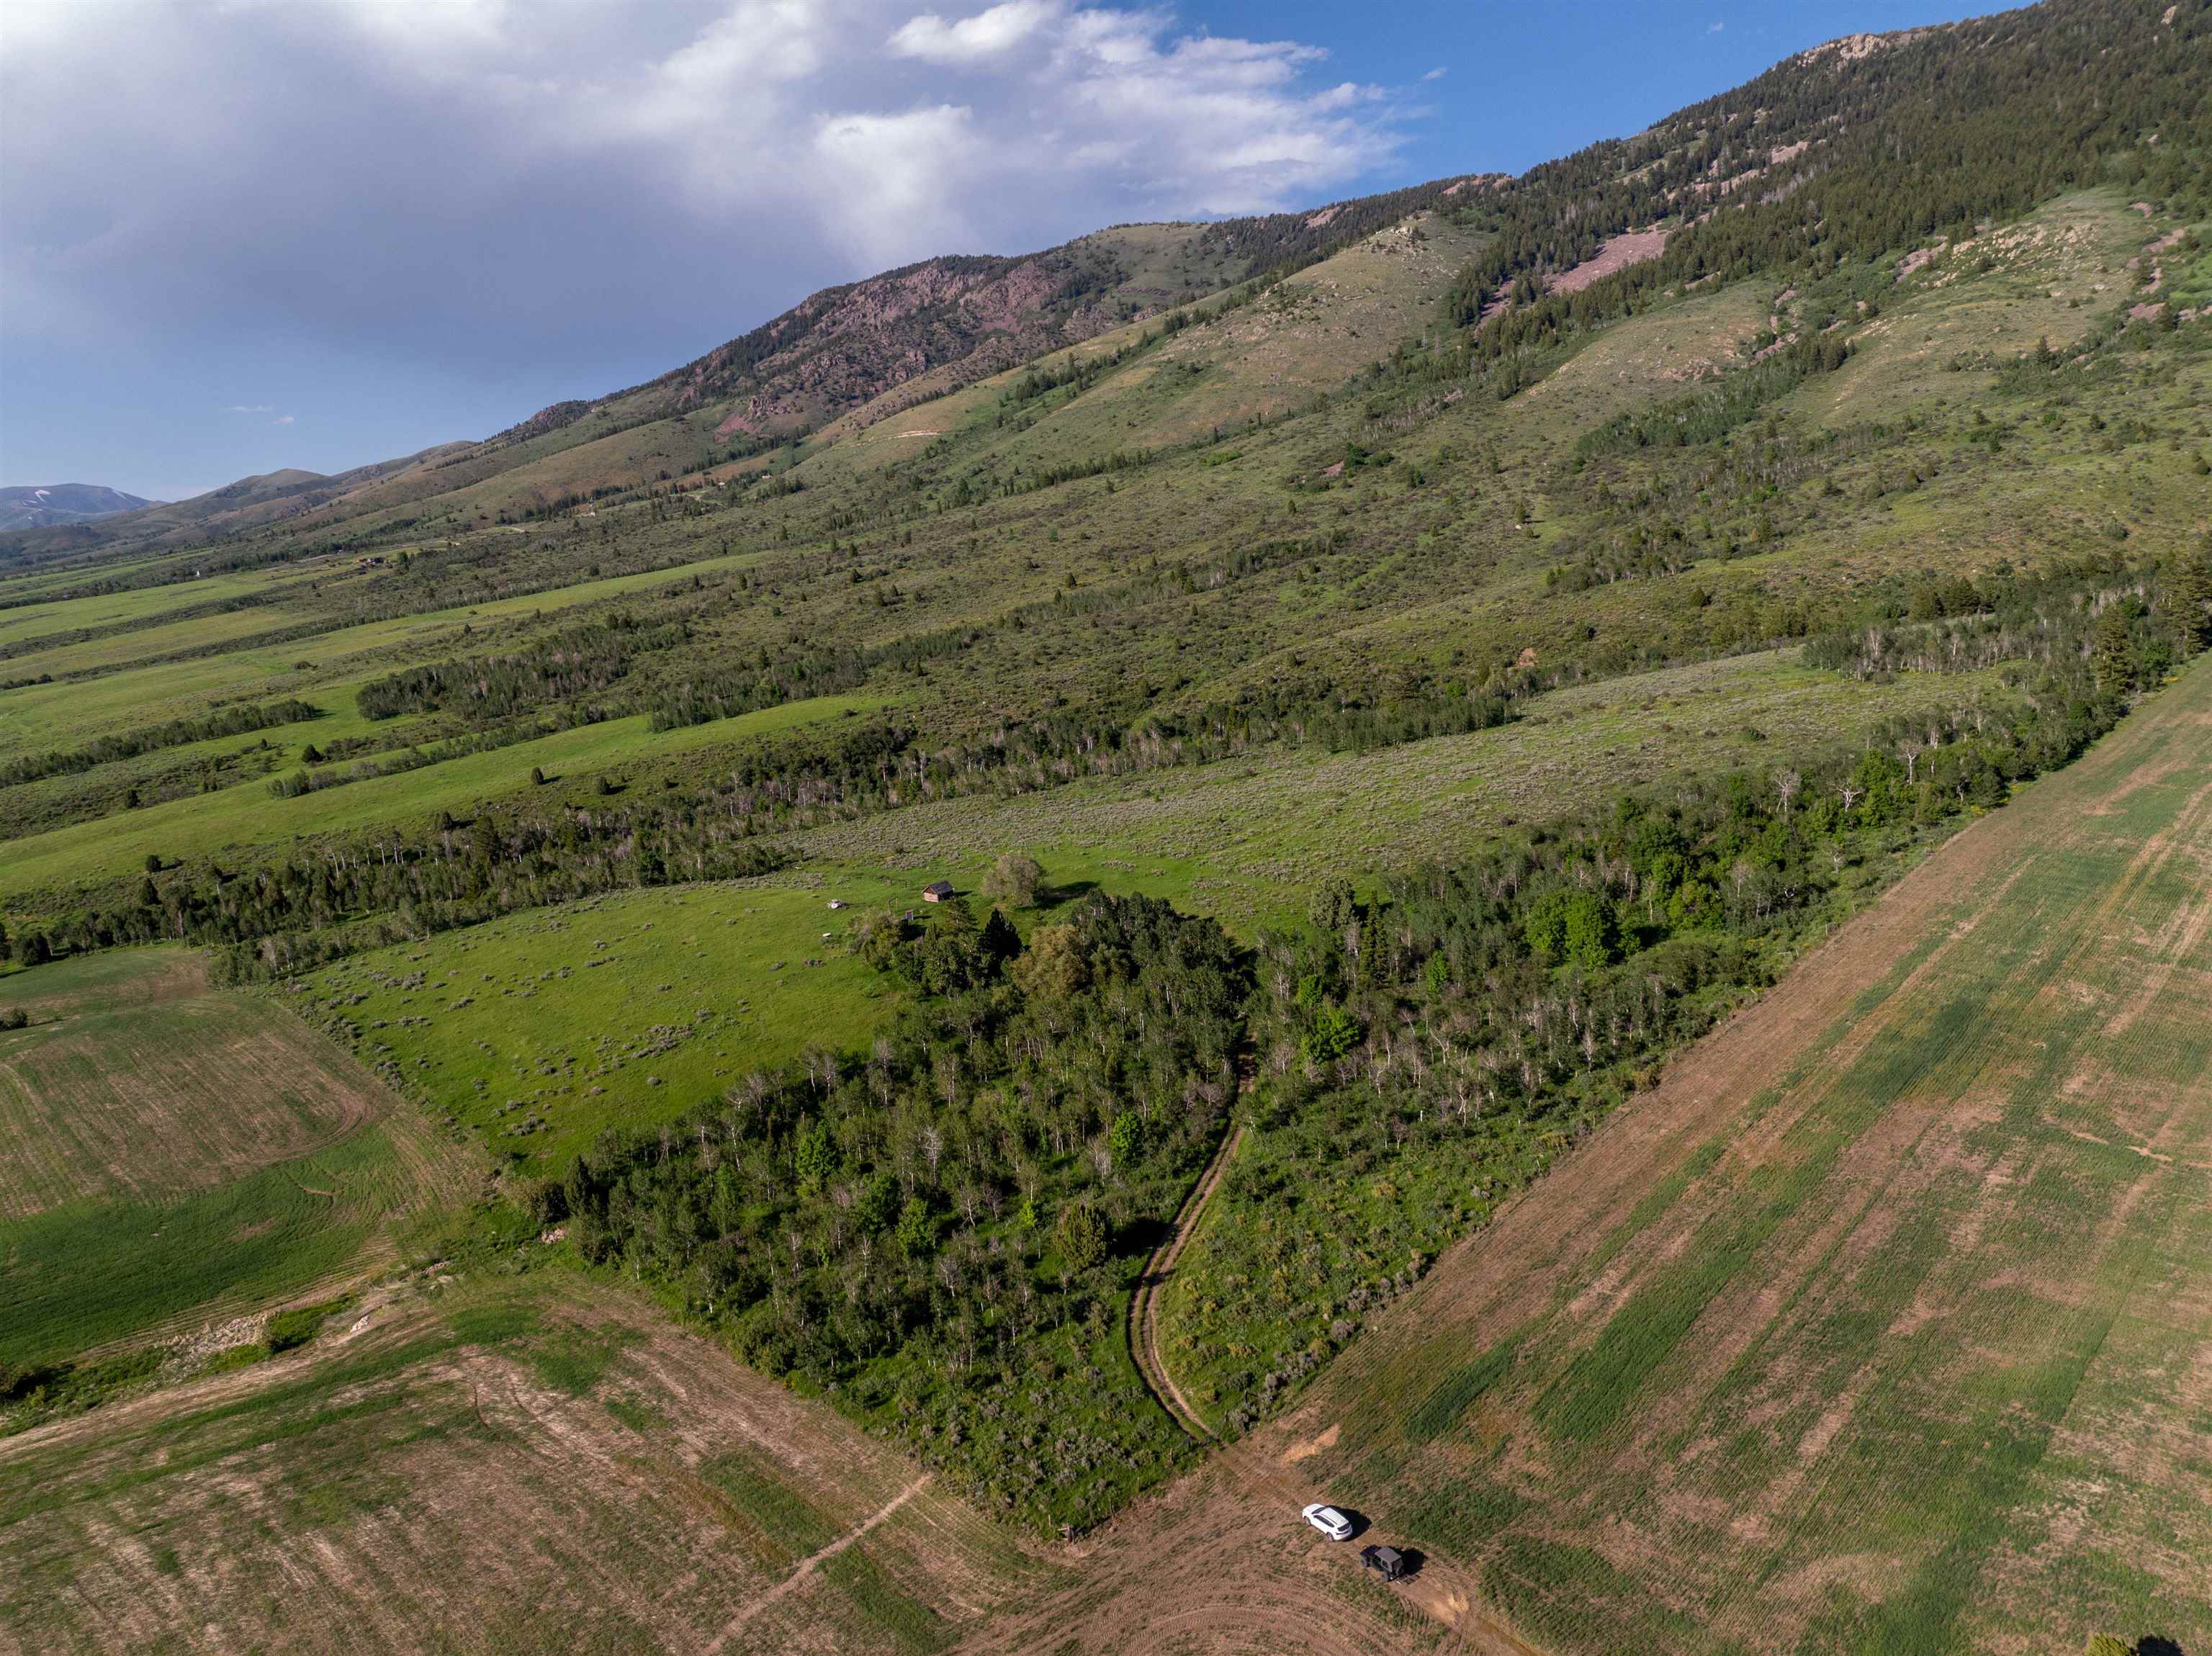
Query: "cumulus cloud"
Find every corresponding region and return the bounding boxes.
[1,1,1412,392]
[889,0,1056,63]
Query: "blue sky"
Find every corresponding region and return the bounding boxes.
[0,0,1987,503]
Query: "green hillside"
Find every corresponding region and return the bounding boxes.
[1,2,2208,1650]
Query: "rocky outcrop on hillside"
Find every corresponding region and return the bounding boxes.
[647,248,1133,439]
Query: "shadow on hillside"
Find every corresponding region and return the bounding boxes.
[1118,1215,1172,1259]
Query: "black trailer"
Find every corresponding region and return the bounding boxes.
[1362,1544,1407,1583]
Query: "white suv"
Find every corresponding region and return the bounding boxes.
[1302,1503,1355,1542]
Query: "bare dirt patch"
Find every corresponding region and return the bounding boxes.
[1547,228,1669,297]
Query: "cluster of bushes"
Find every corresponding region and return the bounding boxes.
[1578,333,1854,457]
[267,720,584,800]
[0,698,319,789]
[1803,549,2212,685]
[1172,607,2201,1431]
[539,892,1246,1532]
[642,642,871,732]
[357,613,686,724]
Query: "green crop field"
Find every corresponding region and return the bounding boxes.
[0,564,321,652]
[1277,655,2212,1655]
[4,693,880,906]
[0,950,471,1380]
[0,540,778,755]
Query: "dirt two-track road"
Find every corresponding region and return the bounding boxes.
[954,660,2212,1655]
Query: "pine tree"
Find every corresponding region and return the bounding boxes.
[2172,542,2212,654]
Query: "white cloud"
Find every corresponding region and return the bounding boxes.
[225,404,274,414]
[813,104,983,263]
[1,1,1412,395]
[889,0,1055,63]
[271,414,295,425]
[1708,20,1725,33]
[1423,66,1447,81]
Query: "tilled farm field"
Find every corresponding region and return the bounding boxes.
[1272,656,2212,1653]
[0,1274,1063,1655]
[0,949,473,1374]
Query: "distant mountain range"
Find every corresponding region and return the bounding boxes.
[4,0,2203,573]
[0,483,160,531]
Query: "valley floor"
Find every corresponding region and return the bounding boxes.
[14,662,2203,1656]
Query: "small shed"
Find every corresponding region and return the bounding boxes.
[1362,1544,1406,1583]
[921,881,956,903]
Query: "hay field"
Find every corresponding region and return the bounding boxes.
[0,949,472,1374]
[0,1272,1061,1655]
[1267,655,2212,1655]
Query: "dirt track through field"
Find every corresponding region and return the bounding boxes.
[1285,657,2212,1653]
[703,1477,932,1652]
[956,664,2212,1655]
[1129,1123,1242,1439]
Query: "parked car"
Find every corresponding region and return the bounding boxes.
[1302,1503,1355,1542]
[1362,1544,1408,1582]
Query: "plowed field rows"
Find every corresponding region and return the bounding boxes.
[0,950,385,1219]
[0,949,472,1372]
[1278,657,2212,1653]
[0,1274,1059,1655]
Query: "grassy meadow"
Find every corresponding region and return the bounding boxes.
[300,874,922,1172]
[789,650,2020,935]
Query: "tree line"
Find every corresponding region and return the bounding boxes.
[0,698,320,790]
[528,891,1246,1534]
[1172,572,2206,1431]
